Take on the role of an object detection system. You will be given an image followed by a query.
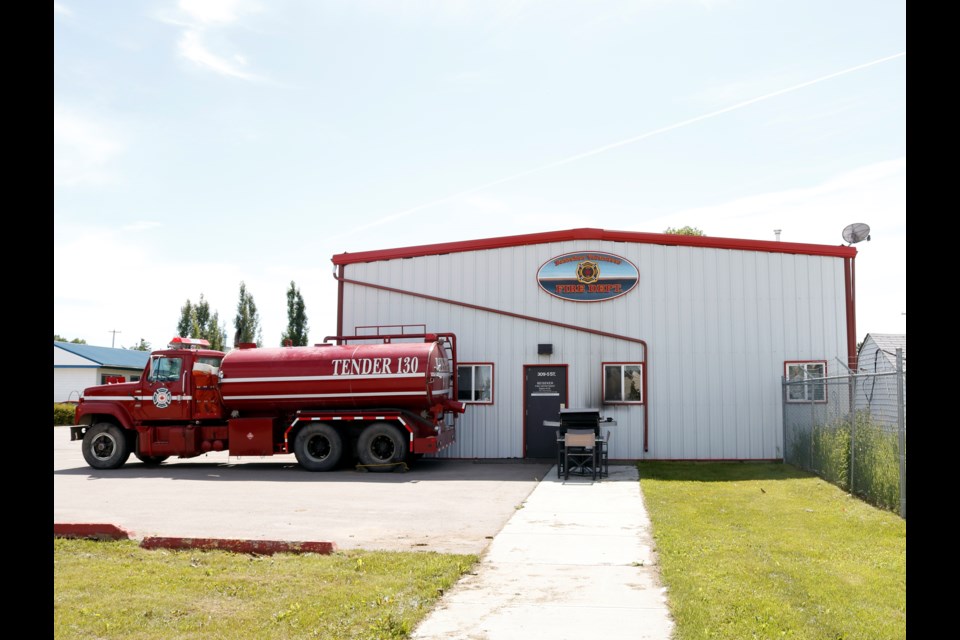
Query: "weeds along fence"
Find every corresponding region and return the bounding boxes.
[782,349,906,518]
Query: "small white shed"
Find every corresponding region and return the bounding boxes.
[855,333,906,427]
[53,342,150,403]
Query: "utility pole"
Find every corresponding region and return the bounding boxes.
[108,329,122,348]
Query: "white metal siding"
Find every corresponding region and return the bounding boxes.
[54,369,97,404]
[340,239,848,461]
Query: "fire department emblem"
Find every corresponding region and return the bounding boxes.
[152,388,172,409]
[577,260,600,284]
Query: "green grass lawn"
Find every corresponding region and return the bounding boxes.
[54,540,476,640]
[638,461,906,640]
[54,462,906,640]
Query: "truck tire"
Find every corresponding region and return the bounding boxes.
[82,423,132,470]
[357,422,407,470]
[294,423,343,472]
[134,452,170,466]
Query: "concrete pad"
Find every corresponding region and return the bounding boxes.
[409,464,675,640]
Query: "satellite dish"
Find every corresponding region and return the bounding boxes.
[842,223,871,245]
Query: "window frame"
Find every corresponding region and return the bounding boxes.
[601,362,645,405]
[784,360,828,404]
[457,362,495,404]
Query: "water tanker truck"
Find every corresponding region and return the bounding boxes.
[71,333,464,472]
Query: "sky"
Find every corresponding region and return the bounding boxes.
[54,0,906,352]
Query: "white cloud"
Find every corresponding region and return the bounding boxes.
[54,107,127,187]
[177,29,257,80]
[53,222,339,350]
[122,221,163,232]
[54,2,72,16]
[167,0,263,80]
[178,0,259,25]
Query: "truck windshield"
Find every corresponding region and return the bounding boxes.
[150,356,183,383]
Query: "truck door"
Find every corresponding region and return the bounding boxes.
[134,355,191,423]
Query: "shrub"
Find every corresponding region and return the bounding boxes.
[788,410,903,516]
[851,411,901,512]
[54,403,76,426]
[811,417,850,488]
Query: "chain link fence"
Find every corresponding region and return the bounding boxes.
[782,349,906,518]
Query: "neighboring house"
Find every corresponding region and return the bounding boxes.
[53,342,150,404]
[855,333,906,427]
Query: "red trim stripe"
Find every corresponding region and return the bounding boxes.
[332,227,857,265]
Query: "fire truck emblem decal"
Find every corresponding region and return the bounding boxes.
[152,388,172,408]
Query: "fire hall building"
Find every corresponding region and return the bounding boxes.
[331,227,858,461]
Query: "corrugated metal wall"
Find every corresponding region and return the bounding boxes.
[339,239,848,461]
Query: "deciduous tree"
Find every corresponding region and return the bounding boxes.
[126,338,151,351]
[664,226,705,236]
[176,294,227,351]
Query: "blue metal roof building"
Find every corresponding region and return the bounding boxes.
[53,342,150,403]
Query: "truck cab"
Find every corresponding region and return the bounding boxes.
[133,342,224,424]
[71,338,226,467]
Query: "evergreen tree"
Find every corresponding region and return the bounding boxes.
[281,281,310,346]
[54,334,87,344]
[234,281,262,347]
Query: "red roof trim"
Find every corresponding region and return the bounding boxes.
[331,227,857,265]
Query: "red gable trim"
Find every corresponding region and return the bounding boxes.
[331,227,856,265]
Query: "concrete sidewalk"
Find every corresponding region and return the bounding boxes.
[410,464,675,640]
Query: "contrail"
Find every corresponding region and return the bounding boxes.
[330,51,905,240]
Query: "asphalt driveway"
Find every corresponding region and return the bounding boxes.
[53,426,551,555]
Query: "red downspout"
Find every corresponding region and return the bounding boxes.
[335,265,345,339]
[844,256,858,371]
[333,269,651,452]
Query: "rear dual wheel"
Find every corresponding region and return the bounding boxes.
[294,423,343,472]
[356,422,408,470]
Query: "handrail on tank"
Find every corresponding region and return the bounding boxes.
[321,332,460,404]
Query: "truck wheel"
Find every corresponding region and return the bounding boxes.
[82,423,132,470]
[357,422,407,470]
[134,452,170,466]
[294,423,343,472]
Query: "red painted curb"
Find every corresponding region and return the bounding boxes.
[139,537,337,555]
[54,523,131,540]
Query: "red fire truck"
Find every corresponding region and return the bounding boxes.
[71,333,463,472]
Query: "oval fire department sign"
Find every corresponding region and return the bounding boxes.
[537,251,639,302]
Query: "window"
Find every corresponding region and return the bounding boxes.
[785,361,827,403]
[457,363,493,403]
[150,356,183,383]
[603,363,644,404]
